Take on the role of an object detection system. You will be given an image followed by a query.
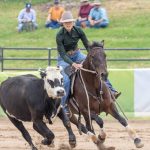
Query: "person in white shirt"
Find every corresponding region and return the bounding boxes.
[17,3,38,32]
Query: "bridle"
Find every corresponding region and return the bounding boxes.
[76,46,105,130]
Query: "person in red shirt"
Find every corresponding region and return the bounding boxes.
[76,0,93,28]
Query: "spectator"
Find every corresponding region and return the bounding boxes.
[45,0,64,29]
[76,0,93,28]
[17,3,38,32]
[88,0,109,28]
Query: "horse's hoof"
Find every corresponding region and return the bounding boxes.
[98,133,106,143]
[134,138,144,148]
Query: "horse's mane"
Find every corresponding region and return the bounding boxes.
[89,41,104,49]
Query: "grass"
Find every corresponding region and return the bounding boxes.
[0,0,150,69]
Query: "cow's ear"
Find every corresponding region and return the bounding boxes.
[38,68,46,79]
[40,71,46,79]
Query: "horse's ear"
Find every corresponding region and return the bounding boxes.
[88,41,92,49]
[101,40,104,47]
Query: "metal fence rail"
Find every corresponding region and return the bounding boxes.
[0,47,150,71]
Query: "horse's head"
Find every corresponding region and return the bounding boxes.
[87,40,108,80]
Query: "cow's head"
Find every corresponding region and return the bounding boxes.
[39,66,65,99]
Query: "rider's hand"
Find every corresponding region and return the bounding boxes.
[72,63,83,70]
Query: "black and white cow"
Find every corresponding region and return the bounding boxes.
[0,66,76,150]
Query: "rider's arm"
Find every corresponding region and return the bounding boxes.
[56,33,74,65]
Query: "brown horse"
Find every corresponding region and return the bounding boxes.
[68,41,144,150]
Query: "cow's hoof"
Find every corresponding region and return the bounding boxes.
[69,140,76,148]
[41,138,54,147]
[69,134,76,148]
[134,138,144,148]
[69,138,76,148]
[32,146,38,150]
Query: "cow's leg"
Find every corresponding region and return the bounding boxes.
[57,108,76,148]
[91,113,106,143]
[108,102,144,148]
[33,120,55,146]
[7,116,37,150]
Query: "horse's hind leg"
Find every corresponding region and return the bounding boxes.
[91,114,106,143]
[7,116,37,150]
[108,102,144,148]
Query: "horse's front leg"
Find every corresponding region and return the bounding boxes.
[83,112,115,150]
[108,102,144,148]
[57,108,76,148]
[91,113,106,143]
[82,111,98,142]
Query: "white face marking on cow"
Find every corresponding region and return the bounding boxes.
[43,66,65,99]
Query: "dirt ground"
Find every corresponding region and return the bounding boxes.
[0,117,149,150]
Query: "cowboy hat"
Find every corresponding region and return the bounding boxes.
[80,0,89,3]
[93,0,101,5]
[60,11,75,23]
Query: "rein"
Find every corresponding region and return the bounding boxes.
[78,67,103,130]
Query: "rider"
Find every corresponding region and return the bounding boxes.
[56,11,121,114]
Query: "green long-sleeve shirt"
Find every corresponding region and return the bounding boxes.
[56,26,89,65]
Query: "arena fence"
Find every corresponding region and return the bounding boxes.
[1,47,150,71]
[0,69,150,117]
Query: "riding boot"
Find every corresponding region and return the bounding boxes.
[114,91,121,99]
[105,79,121,99]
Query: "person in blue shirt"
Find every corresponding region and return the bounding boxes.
[17,3,38,32]
[88,0,109,28]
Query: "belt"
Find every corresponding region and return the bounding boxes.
[67,49,79,55]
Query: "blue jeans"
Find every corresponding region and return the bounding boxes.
[76,19,89,27]
[57,50,86,108]
[45,20,61,29]
[18,22,38,32]
[57,50,116,111]
[87,21,109,28]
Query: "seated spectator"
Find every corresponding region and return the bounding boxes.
[45,0,64,29]
[17,3,38,32]
[76,0,93,28]
[88,0,109,28]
